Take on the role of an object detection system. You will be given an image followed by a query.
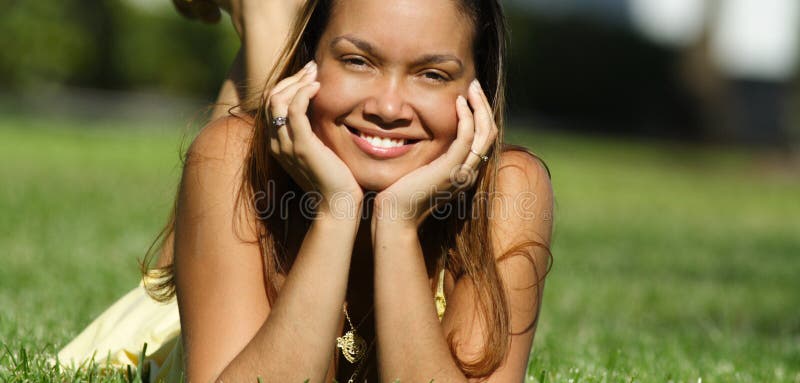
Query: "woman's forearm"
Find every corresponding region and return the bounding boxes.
[240,1,301,95]
[211,49,246,120]
[216,208,361,382]
[372,222,467,383]
[211,1,303,120]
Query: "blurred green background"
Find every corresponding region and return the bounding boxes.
[1,1,799,382]
[0,0,237,96]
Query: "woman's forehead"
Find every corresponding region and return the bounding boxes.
[322,0,474,62]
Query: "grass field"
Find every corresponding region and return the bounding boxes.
[1,114,798,382]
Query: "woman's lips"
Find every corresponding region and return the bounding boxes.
[347,126,418,159]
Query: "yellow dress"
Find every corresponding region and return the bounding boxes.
[58,271,447,382]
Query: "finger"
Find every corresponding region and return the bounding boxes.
[280,81,322,192]
[269,68,317,158]
[467,80,497,156]
[268,65,317,118]
[442,95,475,170]
[476,81,499,150]
[467,80,490,142]
[268,119,295,169]
[271,61,316,95]
[457,94,483,171]
[287,81,322,142]
[277,80,319,157]
[266,103,284,158]
[274,117,294,156]
[269,61,316,100]
[268,132,281,159]
[475,79,494,116]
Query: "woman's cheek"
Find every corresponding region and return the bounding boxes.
[310,77,343,135]
[310,77,337,118]
[414,92,460,140]
[311,73,365,123]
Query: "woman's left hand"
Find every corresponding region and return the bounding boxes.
[373,79,498,230]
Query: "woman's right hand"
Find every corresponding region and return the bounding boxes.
[267,61,364,217]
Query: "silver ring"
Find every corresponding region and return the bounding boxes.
[469,149,489,162]
[271,116,288,128]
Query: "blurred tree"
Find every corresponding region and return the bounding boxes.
[0,0,238,99]
[0,1,93,89]
[505,8,702,140]
[107,1,238,96]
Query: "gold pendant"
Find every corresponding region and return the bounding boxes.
[336,330,367,363]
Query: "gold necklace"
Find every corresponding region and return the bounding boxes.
[336,303,373,364]
[346,338,375,383]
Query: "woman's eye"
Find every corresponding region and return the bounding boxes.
[342,57,369,69]
[421,71,449,83]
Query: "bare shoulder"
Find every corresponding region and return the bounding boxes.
[497,148,552,198]
[186,114,255,165]
[179,114,257,214]
[177,113,260,244]
[493,148,554,251]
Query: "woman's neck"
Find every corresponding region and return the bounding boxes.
[345,194,376,302]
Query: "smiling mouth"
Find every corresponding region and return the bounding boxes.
[345,125,421,148]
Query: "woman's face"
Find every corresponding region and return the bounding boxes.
[309,0,476,191]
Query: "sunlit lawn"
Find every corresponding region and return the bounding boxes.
[1,114,798,382]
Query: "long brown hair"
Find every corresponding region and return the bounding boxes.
[141,0,552,378]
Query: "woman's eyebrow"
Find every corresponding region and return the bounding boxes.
[412,54,464,74]
[330,35,382,59]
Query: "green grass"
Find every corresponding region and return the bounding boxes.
[1,114,798,382]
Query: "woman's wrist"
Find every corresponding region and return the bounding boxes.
[307,207,362,245]
[371,197,427,234]
[315,191,364,222]
[371,216,420,265]
[371,210,419,242]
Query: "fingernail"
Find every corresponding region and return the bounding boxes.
[457,95,466,105]
[471,79,480,91]
[308,61,317,72]
[304,65,318,78]
[304,60,314,69]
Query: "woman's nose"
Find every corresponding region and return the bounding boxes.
[362,79,414,125]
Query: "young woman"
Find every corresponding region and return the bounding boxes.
[59,0,553,382]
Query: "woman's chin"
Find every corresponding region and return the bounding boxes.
[355,171,406,192]
[357,178,395,193]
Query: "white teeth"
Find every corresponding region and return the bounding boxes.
[359,132,406,148]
